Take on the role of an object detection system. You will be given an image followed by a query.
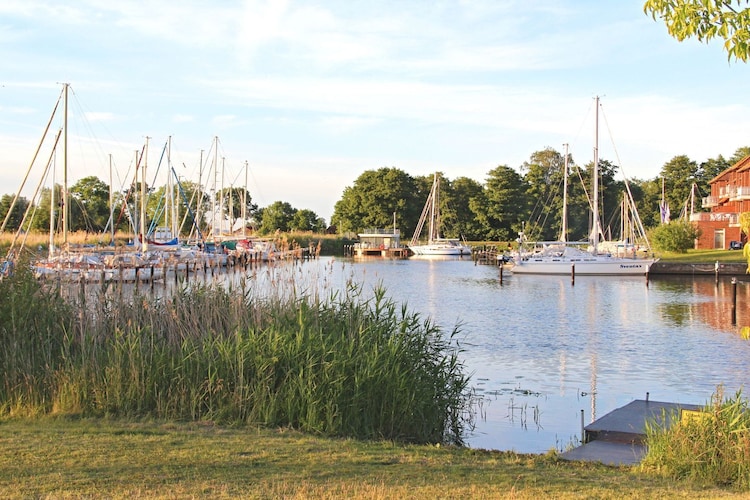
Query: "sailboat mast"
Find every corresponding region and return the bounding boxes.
[141,137,150,252]
[243,161,248,238]
[592,96,600,253]
[109,153,114,245]
[62,82,69,249]
[561,143,569,242]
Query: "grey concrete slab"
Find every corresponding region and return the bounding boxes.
[585,399,702,437]
[560,441,646,466]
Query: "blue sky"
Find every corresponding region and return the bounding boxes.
[1,0,749,223]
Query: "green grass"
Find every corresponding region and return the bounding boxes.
[655,249,747,264]
[0,417,744,499]
[642,387,750,489]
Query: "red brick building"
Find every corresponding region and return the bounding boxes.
[693,155,750,249]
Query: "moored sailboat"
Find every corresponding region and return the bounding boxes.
[511,97,657,276]
[409,173,472,256]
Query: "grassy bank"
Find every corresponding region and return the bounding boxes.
[1,418,744,499]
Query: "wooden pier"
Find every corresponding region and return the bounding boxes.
[560,398,702,466]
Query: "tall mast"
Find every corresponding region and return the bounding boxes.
[243,161,248,238]
[141,137,150,252]
[592,96,600,253]
[560,143,569,242]
[109,153,114,245]
[62,82,69,249]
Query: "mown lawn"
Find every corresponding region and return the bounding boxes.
[0,418,744,499]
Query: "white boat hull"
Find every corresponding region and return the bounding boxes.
[511,256,655,275]
[410,244,472,256]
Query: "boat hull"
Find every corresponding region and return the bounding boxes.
[511,257,656,275]
[409,244,472,256]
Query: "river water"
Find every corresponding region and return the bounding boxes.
[271,255,750,454]
[75,254,750,453]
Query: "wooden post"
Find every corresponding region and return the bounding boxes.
[732,277,738,325]
[499,263,503,284]
[580,409,585,443]
[571,263,575,285]
[715,261,720,285]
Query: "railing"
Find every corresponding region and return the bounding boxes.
[731,186,750,200]
[689,212,739,224]
[702,196,719,208]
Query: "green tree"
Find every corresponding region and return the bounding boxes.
[331,168,421,235]
[0,194,30,232]
[729,146,750,164]
[644,0,750,62]
[69,176,111,232]
[521,148,567,241]
[259,201,296,234]
[290,209,326,232]
[649,220,701,252]
[477,165,529,241]
[447,176,485,240]
[660,155,699,219]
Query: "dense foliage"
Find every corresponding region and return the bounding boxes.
[3,145,750,242]
[0,266,471,445]
[649,221,702,252]
[644,0,750,62]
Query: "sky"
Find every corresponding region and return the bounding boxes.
[1,0,749,224]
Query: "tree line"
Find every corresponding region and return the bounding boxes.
[2,146,749,242]
[331,146,750,243]
[0,176,327,238]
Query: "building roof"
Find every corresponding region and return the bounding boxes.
[709,154,750,184]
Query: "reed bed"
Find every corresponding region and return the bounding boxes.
[0,262,472,445]
[641,386,750,489]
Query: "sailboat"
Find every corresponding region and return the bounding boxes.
[511,97,657,276]
[409,173,472,256]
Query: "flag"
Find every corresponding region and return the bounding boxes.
[660,201,670,224]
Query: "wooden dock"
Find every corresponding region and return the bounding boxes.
[560,399,702,466]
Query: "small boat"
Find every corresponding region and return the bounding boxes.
[409,173,472,257]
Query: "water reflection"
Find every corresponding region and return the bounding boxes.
[53,257,750,453]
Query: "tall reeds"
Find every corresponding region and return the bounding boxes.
[0,264,472,445]
[641,386,750,488]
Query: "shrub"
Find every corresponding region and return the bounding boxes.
[649,221,701,253]
[641,386,750,489]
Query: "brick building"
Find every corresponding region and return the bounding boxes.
[693,155,750,249]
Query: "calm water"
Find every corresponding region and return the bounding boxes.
[276,256,750,453]
[78,255,750,453]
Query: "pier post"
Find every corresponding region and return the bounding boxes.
[715,261,720,285]
[580,409,585,443]
[499,264,503,284]
[732,277,738,325]
[571,264,575,285]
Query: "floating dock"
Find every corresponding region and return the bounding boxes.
[560,398,702,466]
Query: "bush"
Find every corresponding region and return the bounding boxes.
[641,386,750,488]
[649,221,701,253]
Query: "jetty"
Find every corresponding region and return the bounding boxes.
[561,398,702,466]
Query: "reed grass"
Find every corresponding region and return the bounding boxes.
[0,262,472,445]
[641,386,750,489]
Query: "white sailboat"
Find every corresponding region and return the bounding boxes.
[409,173,472,256]
[511,97,657,276]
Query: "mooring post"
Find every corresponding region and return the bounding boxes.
[732,277,738,325]
[715,261,720,285]
[571,264,575,285]
[499,264,503,284]
[580,409,585,443]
